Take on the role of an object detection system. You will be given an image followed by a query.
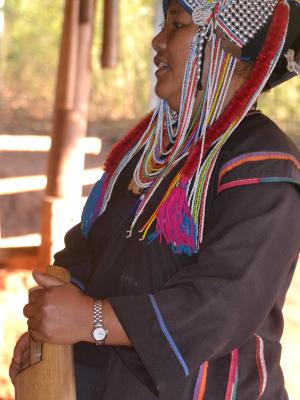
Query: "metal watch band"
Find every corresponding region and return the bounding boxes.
[92,299,108,345]
[93,299,104,327]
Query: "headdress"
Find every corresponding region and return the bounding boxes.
[82,0,300,255]
[163,0,300,88]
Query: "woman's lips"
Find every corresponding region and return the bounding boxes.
[154,56,170,76]
[155,61,170,77]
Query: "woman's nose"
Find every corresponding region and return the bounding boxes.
[152,28,167,52]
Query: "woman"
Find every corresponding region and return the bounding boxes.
[10,0,300,399]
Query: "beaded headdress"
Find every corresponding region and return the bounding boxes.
[170,0,277,47]
[82,0,299,255]
[164,0,300,86]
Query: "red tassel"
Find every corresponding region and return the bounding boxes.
[182,1,289,180]
[104,112,154,177]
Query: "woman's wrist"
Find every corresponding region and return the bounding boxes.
[102,299,132,346]
[80,296,132,346]
[79,294,95,343]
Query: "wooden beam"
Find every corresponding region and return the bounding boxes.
[0,135,101,154]
[101,0,119,68]
[0,233,41,248]
[0,246,39,270]
[0,168,103,195]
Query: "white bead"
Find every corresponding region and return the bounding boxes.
[192,5,211,26]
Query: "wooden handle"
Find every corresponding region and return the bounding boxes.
[28,266,70,366]
[15,265,76,400]
[28,286,43,366]
[46,264,72,281]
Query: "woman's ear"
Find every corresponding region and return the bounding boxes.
[217,28,241,59]
[235,59,253,78]
[216,28,253,78]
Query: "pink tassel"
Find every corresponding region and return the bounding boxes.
[155,183,196,252]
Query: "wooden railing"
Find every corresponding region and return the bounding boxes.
[0,135,102,269]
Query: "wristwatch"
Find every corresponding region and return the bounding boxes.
[91,299,108,345]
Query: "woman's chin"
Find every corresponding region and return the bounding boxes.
[154,86,180,111]
[154,83,168,100]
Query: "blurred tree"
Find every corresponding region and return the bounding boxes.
[3,0,154,119]
[4,0,63,106]
[259,78,300,147]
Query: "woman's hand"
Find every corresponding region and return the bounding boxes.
[9,332,30,384]
[23,270,94,345]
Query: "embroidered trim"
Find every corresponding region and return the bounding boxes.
[255,334,268,399]
[148,294,189,377]
[193,361,209,400]
[70,277,85,291]
[218,177,300,194]
[81,172,107,238]
[225,349,239,400]
[219,151,300,182]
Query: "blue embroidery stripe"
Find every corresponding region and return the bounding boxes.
[148,294,189,377]
[71,277,85,291]
[260,177,300,185]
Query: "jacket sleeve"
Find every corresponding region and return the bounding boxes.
[108,180,300,393]
[53,223,94,290]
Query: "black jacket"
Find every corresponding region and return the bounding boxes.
[55,112,300,399]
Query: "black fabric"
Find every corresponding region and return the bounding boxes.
[217,112,300,190]
[75,363,103,400]
[54,113,300,399]
[265,0,300,89]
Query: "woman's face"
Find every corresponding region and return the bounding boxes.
[152,0,199,111]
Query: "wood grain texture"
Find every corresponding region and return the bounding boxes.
[14,265,76,400]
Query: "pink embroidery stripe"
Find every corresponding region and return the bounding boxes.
[219,152,300,182]
[225,349,239,400]
[218,178,260,194]
[255,334,268,399]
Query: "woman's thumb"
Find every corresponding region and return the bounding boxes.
[32,270,65,288]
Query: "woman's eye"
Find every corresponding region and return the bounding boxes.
[159,20,185,31]
[172,22,184,29]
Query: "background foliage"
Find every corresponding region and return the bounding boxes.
[3,0,155,120]
[260,79,300,144]
[3,0,63,109]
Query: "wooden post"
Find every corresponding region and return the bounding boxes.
[39,0,96,268]
[101,0,119,68]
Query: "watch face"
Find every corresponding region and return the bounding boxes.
[93,327,107,341]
